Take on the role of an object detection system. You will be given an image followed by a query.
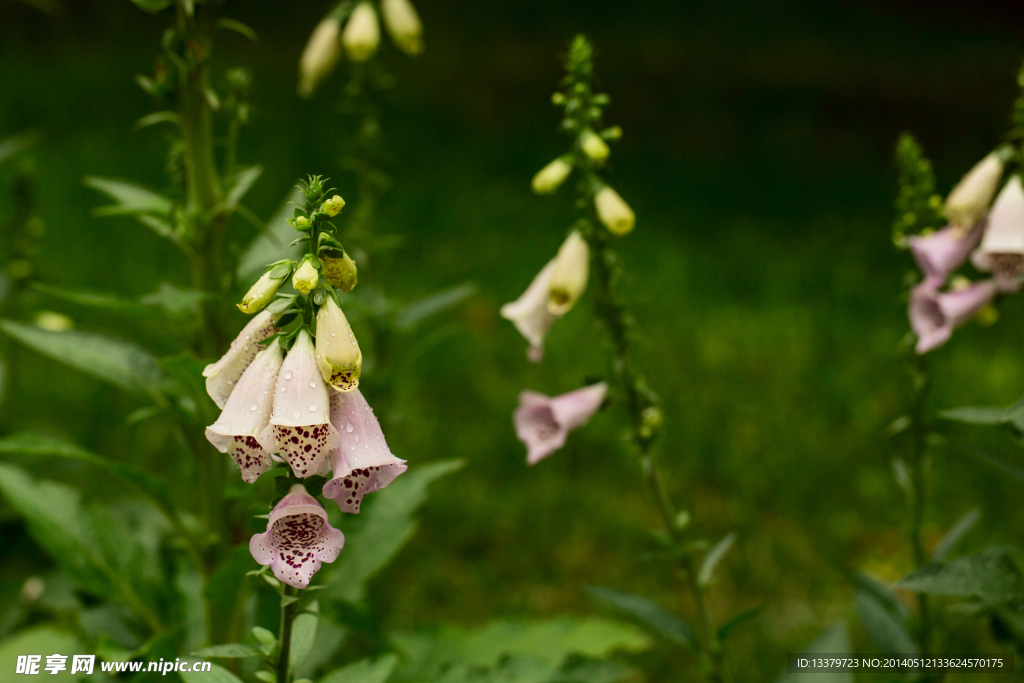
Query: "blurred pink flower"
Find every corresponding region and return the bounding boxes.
[258,330,340,478]
[501,259,560,362]
[323,388,407,514]
[907,223,983,288]
[514,382,608,465]
[249,484,345,589]
[205,339,284,483]
[972,175,1024,293]
[910,280,997,354]
[203,310,278,409]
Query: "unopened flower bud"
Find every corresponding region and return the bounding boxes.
[295,215,310,228]
[548,231,590,315]
[323,195,345,217]
[316,296,362,392]
[298,17,342,97]
[580,130,610,163]
[239,271,285,314]
[594,186,635,236]
[532,157,572,195]
[381,0,424,55]
[292,258,319,295]
[945,152,1004,229]
[343,3,380,62]
[322,252,358,293]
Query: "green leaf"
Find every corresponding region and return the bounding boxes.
[84,176,172,216]
[698,532,736,587]
[551,659,636,683]
[392,619,649,681]
[255,672,276,683]
[133,111,181,131]
[848,571,909,622]
[224,165,263,210]
[854,590,918,655]
[321,459,465,604]
[717,604,765,642]
[129,0,172,13]
[139,282,208,318]
[33,283,148,313]
[319,655,398,683]
[895,546,1024,601]
[395,282,477,331]
[289,613,318,672]
[587,586,695,649]
[251,626,276,646]
[181,663,243,683]
[0,627,82,681]
[776,622,852,683]
[216,18,258,42]
[933,508,981,561]
[940,396,1024,428]
[960,447,1024,483]
[238,188,306,282]
[192,644,260,658]
[0,320,166,398]
[0,130,37,166]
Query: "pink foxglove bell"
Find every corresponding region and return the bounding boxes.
[203,310,278,409]
[249,484,345,589]
[514,382,608,464]
[323,388,407,514]
[258,331,340,477]
[500,259,561,362]
[909,280,998,354]
[907,223,984,288]
[972,176,1024,292]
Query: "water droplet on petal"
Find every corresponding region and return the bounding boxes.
[308,380,317,388]
[292,411,301,419]
[354,434,360,443]
[349,445,357,452]
[250,403,258,411]
[345,422,354,433]
[309,404,317,412]
[284,371,293,380]
[280,386,286,392]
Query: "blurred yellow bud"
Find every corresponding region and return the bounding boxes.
[594,186,635,236]
[945,152,1004,229]
[532,157,572,194]
[548,231,590,315]
[295,215,310,228]
[322,252,358,293]
[36,311,73,332]
[292,259,319,295]
[238,271,285,314]
[381,0,424,55]
[579,129,609,164]
[298,17,342,97]
[316,296,362,392]
[343,3,380,62]
[323,195,345,217]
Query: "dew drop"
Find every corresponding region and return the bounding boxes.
[354,434,360,443]
[284,371,293,380]
[227,380,234,385]
[309,404,318,412]
[308,380,317,388]
[280,386,286,392]
[345,422,354,433]
[249,403,258,412]
[292,411,301,419]
[349,445,357,452]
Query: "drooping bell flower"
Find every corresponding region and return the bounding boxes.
[238,271,286,314]
[315,296,362,392]
[342,2,380,62]
[594,185,635,236]
[972,176,1024,293]
[205,339,283,483]
[532,157,572,195]
[323,195,345,217]
[298,16,342,97]
[500,259,561,362]
[323,388,407,514]
[203,310,278,409]
[909,280,998,354]
[258,330,340,477]
[579,129,610,164]
[514,382,608,465]
[292,257,319,296]
[907,222,984,288]
[945,152,1004,229]
[321,252,358,293]
[548,230,590,315]
[249,484,345,589]
[381,0,424,55]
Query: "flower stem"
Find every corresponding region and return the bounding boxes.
[276,586,298,683]
[908,353,933,653]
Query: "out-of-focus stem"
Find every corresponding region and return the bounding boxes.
[908,353,933,653]
[276,586,298,683]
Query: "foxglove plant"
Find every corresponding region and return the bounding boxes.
[503,35,738,682]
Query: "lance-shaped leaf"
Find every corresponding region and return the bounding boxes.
[320,655,397,683]
[855,590,918,655]
[0,130,37,166]
[191,644,259,659]
[940,393,1024,431]
[0,320,166,398]
[84,176,172,216]
[698,532,736,587]
[238,188,305,282]
[895,546,1024,601]
[587,586,695,649]
[223,165,263,210]
[395,282,477,331]
[933,508,981,561]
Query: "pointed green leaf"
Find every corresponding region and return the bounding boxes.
[224,165,263,210]
[395,282,477,331]
[855,590,918,655]
[587,586,694,649]
[698,532,736,587]
[133,111,181,131]
[933,508,981,561]
[0,130,37,166]
[289,614,318,672]
[192,644,260,658]
[216,18,257,42]
[717,604,765,642]
[895,546,1024,601]
[84,176,172,215]
[0,628,81,682]
[320,655,398,683]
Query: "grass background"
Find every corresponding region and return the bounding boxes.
[3,0,1024,678]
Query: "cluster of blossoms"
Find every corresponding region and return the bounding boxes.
[298,0,424,96]
[502,37,632,463]
[908,151,1024,353]
[203,176,406,588]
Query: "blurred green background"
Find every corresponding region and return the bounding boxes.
[3,0,1024,678]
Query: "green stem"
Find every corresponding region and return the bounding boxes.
[908,353,933,654]
[276,587,298,683]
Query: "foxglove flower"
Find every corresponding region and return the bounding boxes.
[580,129,610,164]
[323,195,346,217]
[910,280,998,354]
[945,152,1004,229]
[206,339,283,483]
[249,484,345,589]
[203,310,278,409]
[594,186,636,236]
[298,16,342,97]
[908,222,984,288]
[514,382,608,464]
[258,331,340,477]
[548,230,590,315]
[381,0,424,55]
[321,252,358,293]
[972,175,1024,292]
[501,259,560,362]
[323,388,407,513]
[238,271,285,314]
[532,157,572,194]
[316,296,362,392]
[342,2,380,62]
[292,258,319,296]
